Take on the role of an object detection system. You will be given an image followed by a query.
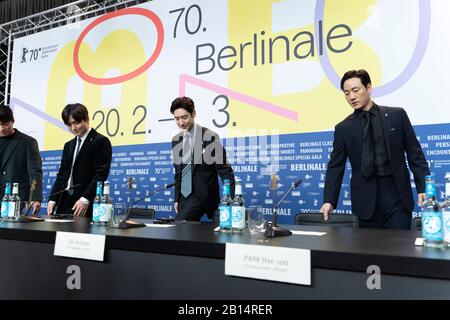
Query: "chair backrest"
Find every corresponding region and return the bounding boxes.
[295,212,359,228]
[411,217,422,231]
[128,208,155,219]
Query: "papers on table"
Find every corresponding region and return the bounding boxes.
[290,230,326,236]
[44,219,75,223]
[145,224,176,228]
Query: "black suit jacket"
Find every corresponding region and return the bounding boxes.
[324,105,429,220]
[172,126,235,219]
[49,128,112,216]
[0,129,43,201]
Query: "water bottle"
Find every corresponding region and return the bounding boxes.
[441,172,450,247]
[99,181,113,226]
[421,175,443,248]
[92,181,103,224]
[1,183,11,220]
[8,183,20,220]
[232,178,245,233]
[219,179,232,232]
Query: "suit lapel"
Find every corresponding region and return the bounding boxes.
[191,124,203,175]
[68,137,76,160]
[377,105,392,161]
[73,129,96,167]
[0,130,20,172]
[348,112,363,150]
[174,133,183,174]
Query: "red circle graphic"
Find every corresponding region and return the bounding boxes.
[73,7,164,85]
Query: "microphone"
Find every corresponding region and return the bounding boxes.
[48,184,82,201]
[45,184,83,219]
[117,182,175,229]
[127,176,136,190]
[264,179,302,238]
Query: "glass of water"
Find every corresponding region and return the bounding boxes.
[247,206,265,234]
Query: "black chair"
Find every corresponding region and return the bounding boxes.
[128,208,155,219]
[295,212,359,228]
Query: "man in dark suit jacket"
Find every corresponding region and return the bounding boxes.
[321,69,429,229]
[170,97,235,221]
[0,105,42,213]
[47,103,112,217]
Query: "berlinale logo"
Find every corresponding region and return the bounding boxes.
[20,45,40,63]
[20,47,29,63]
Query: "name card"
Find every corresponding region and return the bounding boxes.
[54,232,106,261]
[225,243,311,285]
[415,237,424,246]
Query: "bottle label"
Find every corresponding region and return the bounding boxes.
[99,204,112,222]
[92,203,101,222]
[223,185,230,196]
[1,202,8,218]
[235,184,242,196]
[96,183,103,196]
[232,206,245,229]
[422,210,443,241]
[442,210,450,242]
[8,202,16,218]
[219,205,232,228]
[425,182,436,198]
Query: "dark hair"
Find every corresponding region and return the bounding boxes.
[0,104,14,123]
[170,96,195,115]
[340,69,372,91]
[61,103,89,125]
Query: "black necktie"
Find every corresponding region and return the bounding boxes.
[361,112,375,179]
[68,137,82,194]
[74,137,82,161]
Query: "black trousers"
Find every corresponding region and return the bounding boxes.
[54,191,76,215]
[55,191,92,217]
[358,175,412,230]
[177,193,206,221]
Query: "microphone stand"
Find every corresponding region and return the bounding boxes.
[18,178,43,222]
[264,179,302,238]
[18,183,82,222]
[117,183,175,229]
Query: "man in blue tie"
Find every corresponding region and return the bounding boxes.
[47,103,112,217]
[171,97,235,221]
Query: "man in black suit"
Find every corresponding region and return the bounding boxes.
[47,103,112,217]
[171,97,235,221]
[320,69,429,229]
[0,105,42,213]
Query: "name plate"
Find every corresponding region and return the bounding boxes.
[54,232,106,261]
[225,243,311,285]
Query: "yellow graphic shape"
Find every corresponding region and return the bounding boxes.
[45,29,148,150]
[227,0,380,136]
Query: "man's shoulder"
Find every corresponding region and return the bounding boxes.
[171,131,183,142]
[335,114,354,129]
[14,129,33,141]
[201,126,219,138]
[377,105,405,114]
[14,130,40,148]
[90,129,111,144]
